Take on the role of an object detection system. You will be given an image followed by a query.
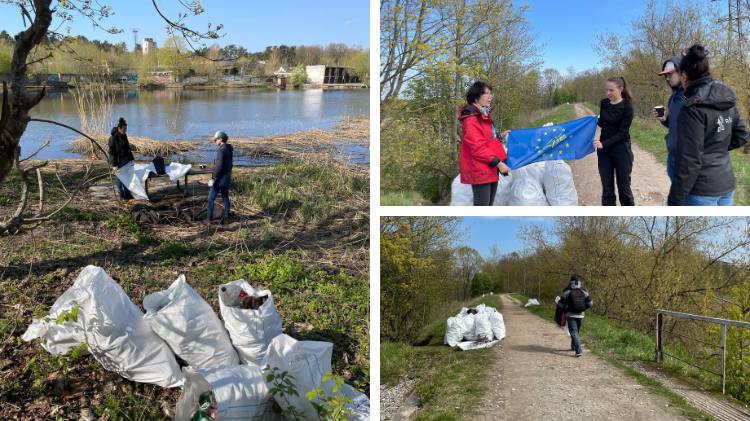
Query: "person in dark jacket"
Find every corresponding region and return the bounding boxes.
[667,44,749,206]
[204,130,234,225]
[654,55,687,181]
[558,275,593,357]
[108,117,135,201]
[458,81,511,206]
[593,76,635,206]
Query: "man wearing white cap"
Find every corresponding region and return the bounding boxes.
[653,55,686,181]
[204,130,234,226]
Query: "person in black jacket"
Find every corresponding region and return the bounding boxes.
[108,117,135,201]
[204,130,234,225]
[558,275,593,357]
[667,44,749,206]
[593,76,635,206]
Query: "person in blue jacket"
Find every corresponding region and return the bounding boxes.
[204,130,233,225]
[653,55,687,181]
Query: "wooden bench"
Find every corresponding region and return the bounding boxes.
[144,166,215,198]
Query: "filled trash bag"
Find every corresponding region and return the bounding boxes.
[450,175,473,206]
[445,304,506,347]
[544,161,578,206]
[488,309,506,340]
[444,316,464,347]
[265,334,370,421]
[510,178,547,206]
[219,280,283,366]
[115,161,149,200]
[475,312,493,341]
[143,275,240,369]
[175,365,280,421]
[511,161,546,185]
[22,265,184,388]
[493,172,514,206]
[525,299,540,307]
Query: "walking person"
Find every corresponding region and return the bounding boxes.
[667,44,749,206]
[458,81,511,206]
[108,117,135,201]
[204,130,234,225]
[593,76,635,206]
[654,55,687,181]
[558,275,593,357]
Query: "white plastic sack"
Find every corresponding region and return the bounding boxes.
[115,161,149,200]
[166,162,192,181]
[143,275,239,369]
[457,340,499,351]
[175,365,279,421]
[444,316,464,347]
[265,335,370,421]
[525,299,540,307]
[493,172,514,206]
[488,310,506,340]
[544,161,578,206]
[510,178,547,206]
[450,175,473,206]
[511,161,546,185]
[219,280,283,366]
[475,312,493,341]
[22,266,183,387]
[458,314,477,341]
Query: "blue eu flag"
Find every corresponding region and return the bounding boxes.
[506,116,598,170]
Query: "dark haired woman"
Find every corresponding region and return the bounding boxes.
[108,117,135,201]
[458,81,511,206]
[593,76,635,206]
[667,44,749,206]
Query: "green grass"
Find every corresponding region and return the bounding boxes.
[511,294,725,421]
[381,295,504,421]
[583,102,600,115]
[527,104,577,128]
[380,190,425,206]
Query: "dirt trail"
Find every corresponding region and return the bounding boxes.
[570,104,671,206]
[476,295,688,421]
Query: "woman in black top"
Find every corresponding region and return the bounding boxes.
[593,76,635,206]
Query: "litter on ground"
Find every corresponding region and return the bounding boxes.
[525,299,540,307]
[444,304,506,350]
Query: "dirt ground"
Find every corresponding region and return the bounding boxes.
[570,104,671,206]
[475,295,688,421]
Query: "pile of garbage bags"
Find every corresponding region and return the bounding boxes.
[23,266,370,421]
[444,304,506,350]
[450,160,578,206]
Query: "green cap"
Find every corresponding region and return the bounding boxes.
[211,130,227,140]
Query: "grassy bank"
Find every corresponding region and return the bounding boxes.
[527,104,577,128]
[511,294,729,421]
[380,190,427,206]
[381,295,503,421]
[0,160,369,419]
[583,102,750,205]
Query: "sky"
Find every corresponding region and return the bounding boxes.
[521,0,730,74]
[0,1,370,52]
[460,216,555,257]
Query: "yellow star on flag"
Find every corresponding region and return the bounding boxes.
[538,139,541,141]
[536,146,539,149]
[559,150,562,154]
[538,150,542,153]
[562,128,565,132]
[566,143,569,147]
[553,129,556,132]
[544,132,547,135]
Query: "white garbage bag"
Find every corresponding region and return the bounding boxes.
[444,316,464,346]
[544,161,578,206]
[22,266,183,388]
[166,162,192,181]
[493,172,514,206]
[458,314,477,341]
[457,340,499,351]
[265,335,370,421]
[450,175,473,206]
[115,161,149,200]
[475,312,493,341]
[510,178,547,206]
[143,275,239,369]
[525,299,540,307]
[175,365,280,421]
[488,310,506,340]
[219,280,283,366]
[512,161,546,185]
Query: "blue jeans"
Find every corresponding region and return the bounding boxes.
[568,316,583,354]
[207,174,231,216]
[116,158,131,196]
[684,190,735,206]
[667,154,675,181]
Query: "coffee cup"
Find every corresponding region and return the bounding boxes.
[654,106,665,117]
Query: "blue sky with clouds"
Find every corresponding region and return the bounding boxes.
[0,1,369,52]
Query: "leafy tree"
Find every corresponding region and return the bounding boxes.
[470,272,492,297]
[0,51,10,73]
[290,64,308,85]
[348,49,369,84]
[161,36,192,77]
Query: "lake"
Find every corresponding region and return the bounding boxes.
[5,88,370,165]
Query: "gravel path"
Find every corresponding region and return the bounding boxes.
[474,295,688,421]
[569,103,671,206]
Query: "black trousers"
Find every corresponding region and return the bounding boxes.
[472,181,498,206]
[597,142,635,206]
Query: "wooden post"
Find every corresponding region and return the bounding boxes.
[656,312,663,363]
[722,324,727,394]
[183,173,188,197]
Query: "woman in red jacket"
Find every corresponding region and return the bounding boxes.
[458,82,511,206]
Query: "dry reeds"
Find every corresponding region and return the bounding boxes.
[66,135,201,158]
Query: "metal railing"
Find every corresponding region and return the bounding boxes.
[655,310,750,394]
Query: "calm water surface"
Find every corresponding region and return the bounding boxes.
[5,88,370,164]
